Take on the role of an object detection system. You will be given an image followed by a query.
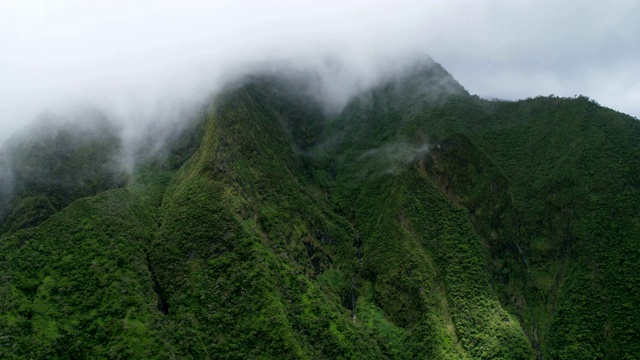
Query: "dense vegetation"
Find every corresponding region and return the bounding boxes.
[1,59,639,359]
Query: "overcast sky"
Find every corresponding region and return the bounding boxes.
[1,0,639,144]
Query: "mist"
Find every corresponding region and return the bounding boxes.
[359,142,431,176]
[2,0,639,147]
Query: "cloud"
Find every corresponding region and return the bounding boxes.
[1,0,639,145]
[423,1,640,115]
[360,142,431,175]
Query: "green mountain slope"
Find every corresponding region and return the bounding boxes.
[0,110,127,234]
[1,60,639,359]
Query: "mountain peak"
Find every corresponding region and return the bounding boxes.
[392,56,468,101]
[1,57,640,359]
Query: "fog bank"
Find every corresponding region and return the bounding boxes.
[2,0,639,145]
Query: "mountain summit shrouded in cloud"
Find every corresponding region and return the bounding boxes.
[1,0,639,144]
[1,57,640,359]
[2,2,640,359]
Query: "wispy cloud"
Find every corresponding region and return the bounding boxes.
[1,0,639,145]
[360,142,431,175]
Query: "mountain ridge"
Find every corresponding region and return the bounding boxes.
[1,59,639,359]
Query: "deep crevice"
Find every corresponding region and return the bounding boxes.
[146,252,170,315]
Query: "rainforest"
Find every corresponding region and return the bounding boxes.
[1,59,639,359]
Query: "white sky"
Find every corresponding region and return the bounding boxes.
[1,0,639,144]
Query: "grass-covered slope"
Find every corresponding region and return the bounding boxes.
[1,60,639,359]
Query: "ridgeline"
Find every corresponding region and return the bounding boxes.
[1,59,639,359]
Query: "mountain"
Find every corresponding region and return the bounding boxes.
[1,59,639,359]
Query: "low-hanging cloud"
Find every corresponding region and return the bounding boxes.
[359,142,431,176]
[1,0,639,146]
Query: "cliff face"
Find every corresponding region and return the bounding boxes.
[1,62,639,359]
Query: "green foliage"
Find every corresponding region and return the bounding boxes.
[0,116,127,234]
[0,189,162,358]
[1,64,639,359]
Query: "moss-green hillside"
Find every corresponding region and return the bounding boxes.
[1,61,639,359]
